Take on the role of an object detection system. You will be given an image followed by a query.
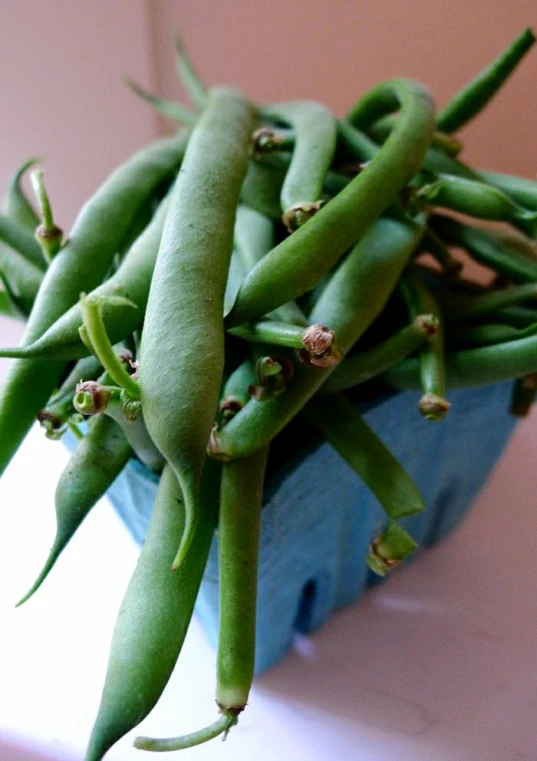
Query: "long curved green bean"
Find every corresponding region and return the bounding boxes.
[225,79,435,327]
[140,89,255,569]
[137,446,268,751]
[210,213,426,460]
[437,27,535,134]
[0,133,185,479]
[383,328,537,389]
[445,282,537,324]
[260,101,336,227]
[16,415,131,607]
[85,460,220,761]
[304,394,424,519]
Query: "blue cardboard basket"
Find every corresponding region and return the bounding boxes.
[103,381,517,673]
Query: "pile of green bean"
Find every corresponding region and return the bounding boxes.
[2,28,537,758]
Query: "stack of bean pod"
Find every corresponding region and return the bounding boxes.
[1,28,537,759]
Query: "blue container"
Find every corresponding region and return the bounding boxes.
[104,381,517,673]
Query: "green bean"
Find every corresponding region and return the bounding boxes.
[140,89,255,569]
[217,445,268,714]
[233,205,306,326]
[126,78,198,126]
[239,157,286,219]
[85,460,220,761]
[138,446,268,751]
[0,213,45,269]
[305,394,424,519]
[447,322,520,347]
[16,415,131,607]
[383,328,537,389]
[510,373,537,417]
[2,158,40,234]
[417,174,537,226]
[445,282,537,324]
[174,34,208,110]
[437,28,535,134]
[104,395,164,473]
[0,194,173,361]
[0,287,15,317]
[400,274,449,420]
[0,132,187,480]
[478,170,537,213]
[484,226,537,262]
[493,305,537,328]
[370,115,462,156]
[321,315,438,393]
[211,214,426,460]
[431,216,537,283]
[0,243,42,316]
[260,102,336,228]
[225,79,434,328]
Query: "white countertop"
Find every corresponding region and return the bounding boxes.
[1,415,537,761]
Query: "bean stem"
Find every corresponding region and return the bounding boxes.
[437,27,536,133]
[80,296,141,399]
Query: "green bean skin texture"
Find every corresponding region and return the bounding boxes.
[217,445,268,712]
[16,415,131,607]
[0,214,45,270]
[305,395,424,519]
[0,133,186,479]
[239,158,286,219]
[211,214,425,460]
[140,89,255,569]
[104,398,165,473]
[419,174,537,226]
[0,243,43,316]
[383,330,537,390]
[233,205,306,326]
[431,216,537,284]
[447,323,520,347]
[85,460,220,761]
[1,195,173,361]
[479,170,537,212]
[321,316,434,393]
[437,27,535,134]
[446,282,537,324]
[260,102,337,211]
[225,79,435,328]
[3,158,41,235]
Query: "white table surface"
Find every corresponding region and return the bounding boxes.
[1,414,537,761]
